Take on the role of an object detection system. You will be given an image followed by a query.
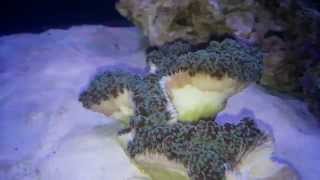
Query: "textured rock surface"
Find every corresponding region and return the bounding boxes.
[116,0,304,46]
[116,0,227,46]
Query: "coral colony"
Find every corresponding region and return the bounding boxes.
[79,39,272,180]
[116,0,320,119]
[1,0,319,179]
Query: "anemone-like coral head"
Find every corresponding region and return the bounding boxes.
[151,39,263,122]
[79,70,141,125]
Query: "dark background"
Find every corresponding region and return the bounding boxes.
[1,0,319,36]
[0,0,132,36]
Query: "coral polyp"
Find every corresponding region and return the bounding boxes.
[79,39,273,180]
[127,118,267,180]
[79,71,172,126]
[79,70,142,124]
[147,39,263,81]
[149,39,263,122]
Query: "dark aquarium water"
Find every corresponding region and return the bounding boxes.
[0,0,319,180]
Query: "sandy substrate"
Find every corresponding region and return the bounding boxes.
[0,26,319,180]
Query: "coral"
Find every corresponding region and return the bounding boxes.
[78,70,142,124]
[147,39,263,81]
[79,70,141,108]
[78,38,293,180]
[225,137,299,180]
[128,118,267,180]
[79,70,173,126]
[80,39,263,123]
[146,40,193,73]
[147,39,263,122]
[126,74,176,126]
[116,0,320,119]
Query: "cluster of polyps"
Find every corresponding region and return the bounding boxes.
[78,39,290,180]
